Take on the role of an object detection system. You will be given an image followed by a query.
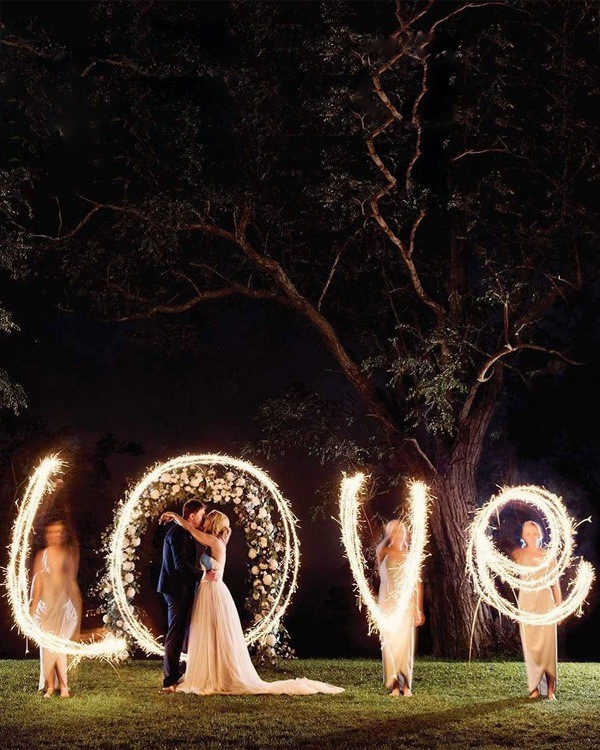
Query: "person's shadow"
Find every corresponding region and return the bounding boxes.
[298,697,528,748]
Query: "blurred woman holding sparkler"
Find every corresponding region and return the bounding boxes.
[29,518,82,698]
[376,519,425,697]
[512,520,561,700]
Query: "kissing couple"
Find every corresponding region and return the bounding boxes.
[157,499,343,695]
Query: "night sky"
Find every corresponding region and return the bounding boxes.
[1,1,599,662]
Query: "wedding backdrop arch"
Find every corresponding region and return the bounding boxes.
[467,485,595,625]
[100,454,300,661]
[339,473,431,636]
[5,455,127,663]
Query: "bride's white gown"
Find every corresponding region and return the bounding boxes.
[177,554,344,695]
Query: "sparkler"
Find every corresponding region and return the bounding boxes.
[467,485,595,625]
[108,454,300,656]
[5,455,127,661]
[339,473,430,635]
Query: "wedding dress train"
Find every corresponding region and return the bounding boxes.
[177,554,344,695]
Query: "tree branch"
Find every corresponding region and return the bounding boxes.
[460,343,582,421]
[80,58,163,78]
[451,147,526,163]
[1,38,58,59]
[42,197,410,443]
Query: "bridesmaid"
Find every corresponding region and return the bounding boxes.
[512,520,561,700]
[376,519,425,697]
[29,519,82,698]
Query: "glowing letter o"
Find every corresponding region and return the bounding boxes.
[107,454,300,656]
[467,485,594,625]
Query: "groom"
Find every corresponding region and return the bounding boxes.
[157,498,206,691]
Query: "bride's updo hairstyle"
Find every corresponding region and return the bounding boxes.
[204,510,231,541]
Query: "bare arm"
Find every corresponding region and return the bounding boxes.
[29,573,42,617]
[160,512,224,552]
[414,579,425,626]
[70,544,81,579]
[69,578,83,639]
[376,536,389,565]
[63,545,82,636]
[32,550,44,577]
[550,556,562,607]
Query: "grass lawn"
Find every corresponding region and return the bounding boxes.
[0,658,598,749]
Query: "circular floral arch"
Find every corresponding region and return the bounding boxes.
[100,454,300,660]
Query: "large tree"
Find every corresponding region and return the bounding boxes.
[1,0,597,655]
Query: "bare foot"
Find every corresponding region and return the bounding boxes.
[59,689,70,698]
[162,685,177,693]
[402,687,413,697]
[389,686,401,697]
[529,689,540,699]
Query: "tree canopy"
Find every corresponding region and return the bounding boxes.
[1,0,598,655]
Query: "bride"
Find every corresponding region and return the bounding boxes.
[159,509,343,696]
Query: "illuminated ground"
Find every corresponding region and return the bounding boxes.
[0,658,597,749]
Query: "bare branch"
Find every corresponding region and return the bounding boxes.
[408,208,427,258]
[22,205,101,243]
[477,343,582,384]
[317,246,344,312]
[405,55,429,194]
[451,148,526,163]
[235,206,252,239]
[460,343,583,421]
[54,196,63,237]
[317,230,361,311]
[80,58,161,78]
[50,198,404,440]
[429,2,507,35]
[1,38,57,59]
[404,437,437,475]
[108,283,255,322]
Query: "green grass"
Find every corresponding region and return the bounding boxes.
[0,659,598,749]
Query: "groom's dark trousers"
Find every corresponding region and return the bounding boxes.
[157,523,201,688]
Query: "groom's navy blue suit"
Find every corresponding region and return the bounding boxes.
[157,523,202,688]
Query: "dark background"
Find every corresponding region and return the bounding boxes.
[0,0,598,661]
[1,274,598,660]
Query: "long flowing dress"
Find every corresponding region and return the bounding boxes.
[518,564,558,696]
[178,553,344,695]
[378,555,415,692]
[31,550,79,690]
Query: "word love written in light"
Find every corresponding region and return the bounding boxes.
[5,456,127,663]
[339,473,430,636]
[467,485,595,625]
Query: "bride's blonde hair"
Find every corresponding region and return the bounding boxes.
[521,520,543,548]
[204,510,231,540]
[384,519,408,548]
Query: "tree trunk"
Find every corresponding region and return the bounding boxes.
[428,465,492,658]
[425,376,502,658]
